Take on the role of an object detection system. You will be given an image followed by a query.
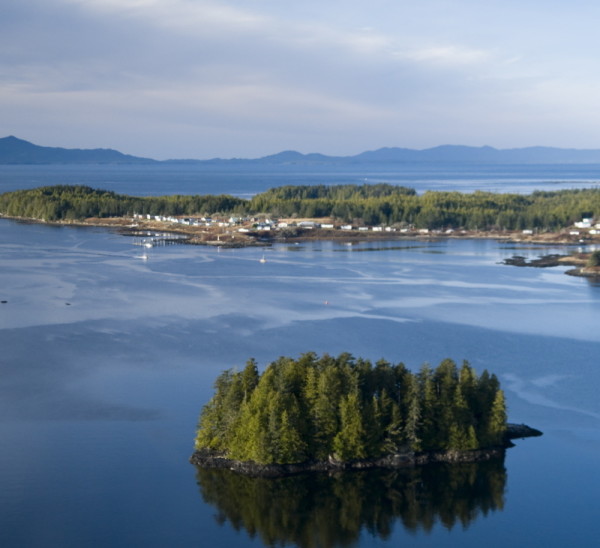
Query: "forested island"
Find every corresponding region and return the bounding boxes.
[1,183,599,231]
[191,353,540,476]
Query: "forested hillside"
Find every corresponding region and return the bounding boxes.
[0,185,246,221]
[248,184,600,229]
[1,183,599,230]
[194,354,507,465]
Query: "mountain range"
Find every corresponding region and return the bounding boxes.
[0,136,155,165]
[3,135,600,165]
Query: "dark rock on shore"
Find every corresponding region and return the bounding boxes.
[565,266,600,279]
[505,423,543,439]
[190,448,507,478]
[190,423,541,478]
[502,254,566,267]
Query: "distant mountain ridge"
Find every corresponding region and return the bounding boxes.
[0,136,156,165]
[4,135,600,165]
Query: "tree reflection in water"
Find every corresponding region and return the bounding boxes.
[194,457,506,547]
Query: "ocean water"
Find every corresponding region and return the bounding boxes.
[0,165,599,546]
[1,162,600,197]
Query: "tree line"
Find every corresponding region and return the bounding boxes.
[194,353,507,465]
[2,183,599,230]
[250,185,600,229]
[0,184,246,221]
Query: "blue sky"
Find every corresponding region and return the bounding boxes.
[2,0,600,159]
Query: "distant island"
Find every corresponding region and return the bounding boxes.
[190,353,541,477]
[2,185,600,268]
[6,135,600,164]
[1,184,599,236]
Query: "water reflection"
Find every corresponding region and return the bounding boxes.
[194,457,507,547]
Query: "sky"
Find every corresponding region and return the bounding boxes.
[2,0,600,160]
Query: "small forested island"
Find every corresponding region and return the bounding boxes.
[191,353,541,477]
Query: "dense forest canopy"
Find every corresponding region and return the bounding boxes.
[0,185,245,221]
[194,354,507,465]
[1,183,599,230]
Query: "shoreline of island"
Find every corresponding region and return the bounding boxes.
[3,212,600,246]
[189,423,542,478]
[2,213,599,277]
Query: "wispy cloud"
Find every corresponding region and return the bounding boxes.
[402,45,492,67]
[3,0,600,157]
[64,0,271,33]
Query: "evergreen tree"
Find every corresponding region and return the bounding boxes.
[588,250,600,267]
[486,390,507,446]
[332,392,367,461]
[402,374,422,451]
[241,359,259,401]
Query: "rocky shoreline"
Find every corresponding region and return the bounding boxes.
[4,213,599,276]
[189,423,542,478]
[3,213,600,247]
[565,264,600,279]
[502,253,600,278]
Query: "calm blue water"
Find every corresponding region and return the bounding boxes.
[1,162,600,197]
[1,166,599,546]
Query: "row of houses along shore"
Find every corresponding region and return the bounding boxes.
[134,213,406,232]
[132,213,600,239]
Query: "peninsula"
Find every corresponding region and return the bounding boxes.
[190,353,541,477]
[1,184,600,249]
